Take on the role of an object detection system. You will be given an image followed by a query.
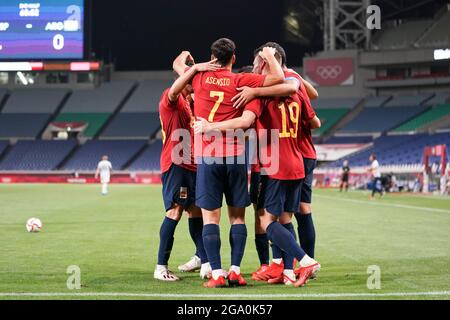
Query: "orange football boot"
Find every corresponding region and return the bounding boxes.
[203,276,227,288]
[254,261,284,281]
[228,271,247,287]
[251,264,270,281]
[294,263,321,287]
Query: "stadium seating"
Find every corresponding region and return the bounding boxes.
[0,113,52,138]
[393,104,450,132]
[330,132,450,167]
[312,97,361,109]
[60,81,135,113]
[0,88,7,104]
[338,106,427,133]
[63,140,146,171]
[424,92,450,106]
[416,11,450,48]
[0,140,77,170]
[383,94,434,107]
[324,135,373,144]
[0,88,70,139]
[99,80,170,138]
[0,140,8,157]
[364,95,391,108]
[127,140,162,171]
[310,97,360,135]
[100,112,161,138]
[1,88,68,114]
[372,19,433,50]
[56,81,136,137]
[120,80,172,112]
[314,108,350,136]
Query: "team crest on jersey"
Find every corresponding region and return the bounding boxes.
[180,186,188,199]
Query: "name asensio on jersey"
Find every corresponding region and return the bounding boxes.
[205,76,230,86]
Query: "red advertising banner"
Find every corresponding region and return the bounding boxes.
[0,173,162,184]
[304,57,354,86]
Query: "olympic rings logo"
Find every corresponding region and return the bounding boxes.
[316,65,342,79]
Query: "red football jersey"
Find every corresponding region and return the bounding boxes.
[298,80,317,159]
[191,68,265,157]
[159,88,196,173]
[256,70,306,180]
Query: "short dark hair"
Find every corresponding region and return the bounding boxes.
[211,38,236,66]
[253,41,287,66]
[237,65,254,73]
[370,153,377,160]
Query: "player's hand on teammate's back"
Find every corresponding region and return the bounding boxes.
[232,86,257,108]
[194,58,221,72]
[193,117,212,134]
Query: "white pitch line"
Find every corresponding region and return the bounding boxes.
[315,194,450,214]
[0,291,449,298]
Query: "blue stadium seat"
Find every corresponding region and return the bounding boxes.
[0,88,8,105]
[325,135,373,144]
[100,112,160,138]
[63,140,146,171]
[0,113,51,138]
[329,133,450,167]
[384,94,434,107]
[424,92,450,106]
[60,81,135,113]
[127,140,162,171]
[120,80,173,112]
[364,95,391,108]
[339,106,427,133]
[0,140,77,170]
[311,97,361,109]
[1,88,68,114]
[0,140,9,157]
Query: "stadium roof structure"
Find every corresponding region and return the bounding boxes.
[321,0,449,51]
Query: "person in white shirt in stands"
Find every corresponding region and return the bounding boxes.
[95,155,113,195]
[368,153,383,199]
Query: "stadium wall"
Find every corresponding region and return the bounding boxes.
[303,49,375,99]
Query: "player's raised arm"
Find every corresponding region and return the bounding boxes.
[172,51,195,76]
[168,59,220,102]
[259,47,285,87]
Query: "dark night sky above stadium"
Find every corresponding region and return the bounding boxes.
[91,0,448,70]
[91,0,317,70]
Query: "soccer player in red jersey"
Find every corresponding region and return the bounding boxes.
[292,78,320,278]
[175,38,285,288]
[154,56,220,282]
[194,43,321,287]
[229,43,321,283]
[252,52,321,288]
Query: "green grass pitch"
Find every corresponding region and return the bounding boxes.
[0,184,449,300]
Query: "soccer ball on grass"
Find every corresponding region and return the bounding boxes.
[26,218,43,233]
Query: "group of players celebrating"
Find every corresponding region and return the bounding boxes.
[154,38,322,288]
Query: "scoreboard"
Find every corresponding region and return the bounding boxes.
[0,0,85,60]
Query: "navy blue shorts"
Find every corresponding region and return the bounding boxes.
[196,157,251,210]
[161,164,196,212]
[259,176,303,217]
[249,171,262,205]
[300,158,316,204]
